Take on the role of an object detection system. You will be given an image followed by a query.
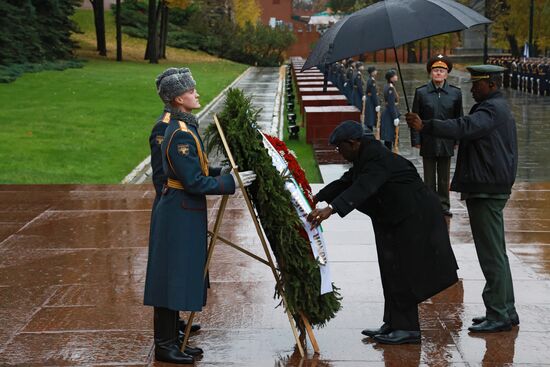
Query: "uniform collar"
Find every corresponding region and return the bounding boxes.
[171,110,198,127]
[427,80,449,94]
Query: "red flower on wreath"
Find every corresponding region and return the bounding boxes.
[264,134,315,208]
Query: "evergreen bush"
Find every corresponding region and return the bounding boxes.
[0,0,81,82]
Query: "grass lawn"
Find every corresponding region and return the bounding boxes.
[282,78,323,184]
[0,10,247,184]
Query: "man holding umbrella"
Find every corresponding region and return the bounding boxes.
[411,55,463,217]
[406,65,519,333]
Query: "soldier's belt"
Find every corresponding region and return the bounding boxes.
[167,178,185,190]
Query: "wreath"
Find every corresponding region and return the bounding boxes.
[205,88,341,328]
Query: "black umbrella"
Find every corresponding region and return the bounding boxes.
[302,0,491,111]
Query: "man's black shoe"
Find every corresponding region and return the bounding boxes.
[373,330,421,345]
[468,319,512,333]
[184,345,203,356]
[179,320,201,333]
[361,323,392,337]
[155,344,194,364]
[472,314,519,326]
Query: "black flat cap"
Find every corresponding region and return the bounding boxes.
[329,120,364,145]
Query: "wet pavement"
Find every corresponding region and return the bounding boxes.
[1,180,550,365]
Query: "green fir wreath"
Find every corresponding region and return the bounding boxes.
[205,88,341,328]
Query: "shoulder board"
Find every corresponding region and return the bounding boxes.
[162,112,171,123]
[178,121,189,132]
[415,84,428,91]
[449,84,461,90]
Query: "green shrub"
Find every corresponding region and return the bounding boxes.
[0,60,85,83]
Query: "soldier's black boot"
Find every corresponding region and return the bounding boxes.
[154,307,194,364]
[176,315,204,356]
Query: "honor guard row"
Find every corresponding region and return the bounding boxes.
[487,56,549,96]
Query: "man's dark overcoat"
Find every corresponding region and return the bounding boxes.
[144,111,235,311]
[411,80,463,157]
[316,136,458,303]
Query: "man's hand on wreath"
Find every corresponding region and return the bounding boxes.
[307,206,333,228]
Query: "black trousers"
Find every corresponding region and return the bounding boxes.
[375,230,420,331]
[422,156,451,211]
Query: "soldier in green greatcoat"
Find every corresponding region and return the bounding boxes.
[406,65,519,333]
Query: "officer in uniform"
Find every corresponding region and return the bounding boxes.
[307,121,458,345]
[544,59,550,96]
[344,60,355,101]
[380,69,400,150]
[363,66,380,131]
[510,58,518,90]
[406,65,519,333]
[352,62,365,111]
[144,68,256,363]
[411,55,463,217]
[150,68,202,338]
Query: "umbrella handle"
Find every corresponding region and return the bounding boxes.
[393,47,410,112]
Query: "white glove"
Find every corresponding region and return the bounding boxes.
[231,170,257,187]
[375,105,381,113]
[393,118,400,127]
[220,165,232,175]
[362,95,366,101]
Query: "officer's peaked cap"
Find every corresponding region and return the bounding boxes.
[427,54,453,73]
[466,64,506,82]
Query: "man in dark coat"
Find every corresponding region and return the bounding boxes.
[406,65,519,333]
[144,68,256,363]
[307,121,458,345]
[411,55,463,217]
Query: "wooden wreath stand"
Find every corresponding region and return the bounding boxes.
[180,115,320,357]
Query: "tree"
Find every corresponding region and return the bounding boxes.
[145,0,160,63]
[491,0,550,56]
[232,0,261,28]
[116,0,122,61]
[90,0,107,56]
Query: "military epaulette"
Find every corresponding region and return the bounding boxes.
[449,84,461,90]
[177,121,189,132]
[162,112,171,123]
[415,84,428,91]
